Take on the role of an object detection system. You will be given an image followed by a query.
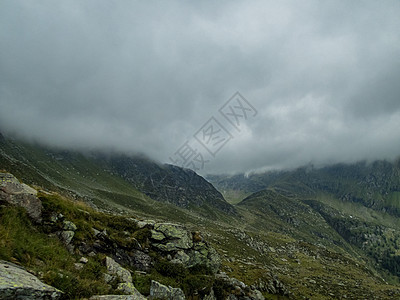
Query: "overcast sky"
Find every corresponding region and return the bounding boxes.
[1,1,400,174]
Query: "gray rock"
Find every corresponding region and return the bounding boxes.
[59,230,75,245]
[215,273,264,300]
[137,220,155,229]
[93,228,101,236]
[149,280,185,300]
[129,250,152,272]
[74,263,84,270]
[0,260,62,299]
[251,289,264,300]
[150,230,165,241]
[171,251,190,265]
[105,256,132,284]
[152,223,193,251]
[117,282,146,298]
[0,173,42,222]
[187,246,220,273]
[49,212,59,223]
[254,277,288,296]
[103,273,114,284]
[203,288,216,300]
[62,220,77,231]
[79,257,89,264]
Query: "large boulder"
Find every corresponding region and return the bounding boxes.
[103,257,146,297]
[149,223,221,273]
[215,273,264,300]
[187,242,221,273]
[149,280,185,300]
[151,223,193,251]
[105,256,132,284]
[0,260,62,299]
[0,173,42,222]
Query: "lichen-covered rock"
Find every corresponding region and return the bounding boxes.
[0,172,42,222]
[62,220,77,231]
[170,251,190,265]
[105,256,132,284]
[149,280,185,300]
[150,230,165,241]
[215,273,264,300]
[0,260,62,299]
[252,276,289,297]
[187,244,220,273]
[59,230,75,245]
[136,220,155,229]
[117,282,145,298]
[152,223,193,251]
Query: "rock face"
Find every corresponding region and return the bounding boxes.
[215,273,264,300]
[0,172,42,222]
[103,256,146,298]
[149,280,185,300]
[150,222,220,272]
[94,154,235,214]
[152,223,193,251]
[55,219,78,253]
[252,276,289,296]
[105,256,132,284]
[0,260,62,299]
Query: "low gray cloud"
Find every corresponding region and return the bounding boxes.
[1,0,400,174]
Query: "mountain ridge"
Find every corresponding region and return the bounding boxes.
[1,133,400,298]
[0,134,235,217]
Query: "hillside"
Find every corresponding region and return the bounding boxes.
[1,134,400,299]
[209,161,400,283]
[0,135,234,219]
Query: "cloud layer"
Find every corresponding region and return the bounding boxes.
[1,0,400,174]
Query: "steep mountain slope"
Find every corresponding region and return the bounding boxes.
[209,161,400,282]
[1,134,400,298]
[94,153,235,214]
[0,135,234,218]
[209,161,400,216]
[236,189,357,253]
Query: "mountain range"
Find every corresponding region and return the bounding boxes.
[1,132,400,299]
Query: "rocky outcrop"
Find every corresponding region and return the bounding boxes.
[105,256,132,284]
[150,222,220,272]
[0,172,42,222]
[151,223,193,251]
[215,273,264,300]
[54,219,78,253]
[149,280,185,300]
[0,260,62,299]
[103,256,145,298]
[252,276,290,296]
[74,219,220,274]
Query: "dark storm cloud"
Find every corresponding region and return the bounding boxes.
[1,0,400,174]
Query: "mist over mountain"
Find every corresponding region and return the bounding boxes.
[1,1,400,174]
